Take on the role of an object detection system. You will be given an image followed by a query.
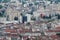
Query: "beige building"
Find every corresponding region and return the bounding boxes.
[6,6,21,21]
[5,0,22,21]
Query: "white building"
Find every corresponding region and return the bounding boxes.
[25,14,32,22]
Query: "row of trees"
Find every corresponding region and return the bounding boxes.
[0,5,5,17]
[0,0,10,3]
[48,0,60,4]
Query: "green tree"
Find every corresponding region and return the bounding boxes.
[35,36,38,40]
[0,11,5,17]
[56,33,60,37]
[0,5,3,9]
[2,0,10,3]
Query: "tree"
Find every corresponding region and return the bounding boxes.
[26,38,30,40]
[2,0,10,3]
[35,36,38,40]
[56,33,60,37]
[31,16,36,21]
[19,34,22,38]
[0,5,3,9]
[0,10,5,17]
[41,32,45,36]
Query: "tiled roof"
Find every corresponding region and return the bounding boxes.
[5,29,17,33]
[46,29,60,32]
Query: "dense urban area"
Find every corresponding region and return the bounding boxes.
[0,0,60,40]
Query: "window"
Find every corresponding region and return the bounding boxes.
[14,17,18,21]
[6,15,9,21]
